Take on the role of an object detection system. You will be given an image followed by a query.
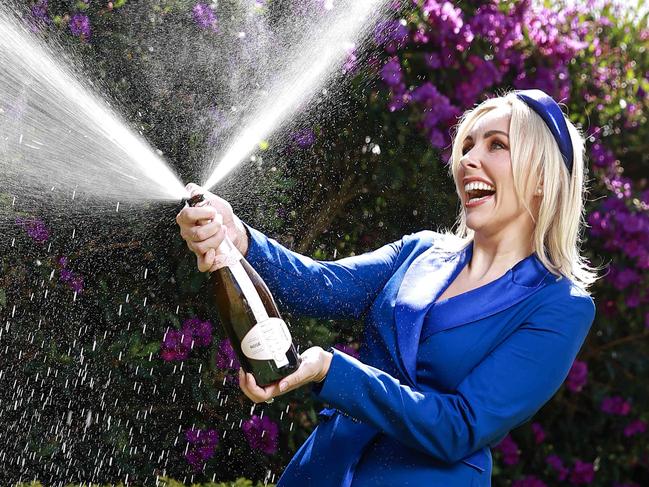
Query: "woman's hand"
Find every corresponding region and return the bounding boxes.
[175,183,249,272]
[238,347,333,403]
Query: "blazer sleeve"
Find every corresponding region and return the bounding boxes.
[242,223,404,319]
[314,290,595,463]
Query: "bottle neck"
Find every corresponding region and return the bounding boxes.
[213,234,242,269]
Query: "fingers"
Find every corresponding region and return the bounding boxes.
[176,205,218,228]
[185,182,205,198]
[275,366,307,395]
[238,369,280,403]
[197,248,215,273]
[237,351,323,404]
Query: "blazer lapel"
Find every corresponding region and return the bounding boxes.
[393,243,472,387]
[420,254,555,341]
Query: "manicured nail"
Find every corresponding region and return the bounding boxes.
[279,381,288,392]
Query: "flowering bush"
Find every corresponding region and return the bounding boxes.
[1,0,646,485]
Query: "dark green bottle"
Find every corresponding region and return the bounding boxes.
[186,194,301,387]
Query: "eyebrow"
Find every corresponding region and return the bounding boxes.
[464,130,510,141]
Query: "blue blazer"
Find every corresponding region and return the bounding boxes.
[244,226,595,486]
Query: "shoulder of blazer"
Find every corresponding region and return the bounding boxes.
[401,230,468,257]
[526,273,596,324]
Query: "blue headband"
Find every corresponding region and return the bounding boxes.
[515,89,574,174]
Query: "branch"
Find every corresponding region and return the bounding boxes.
[295,175,363,253]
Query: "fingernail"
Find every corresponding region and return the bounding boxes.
[279,381,288,392]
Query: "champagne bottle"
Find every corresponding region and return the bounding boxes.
[186,194,301,387]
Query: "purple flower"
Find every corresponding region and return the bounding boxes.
[342,45,358,75]
[531,422,546,444]
[374,20,409,53]
[160,328,192,362]
[625,292,641,308]
[566,360,588,393]
[69,275,84,294]
[242,415,279,455]
[427,128,446,148]
[293,128,316,149]
[16,217,49,243]
[569,459,595,485]
[494,434,520,466]
[192,3,218,31]
[512,476,547,487]
[61,268,73,282]
[333,343,360,360]
[608,267,640,291]
[546,454,569,481]
[380,57,403,87]
[184,428,219,471]
[182,317,213,347]
[30,0,50,25]
[215,338,240,370]
[424,52,441,69]
[58,262,83,294]
[623,419,647,437]
[69,14,91,39]
[601,396,632,416]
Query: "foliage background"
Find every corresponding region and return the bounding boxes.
[0,0,647,486]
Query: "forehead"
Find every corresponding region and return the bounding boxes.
[466,106,511,139]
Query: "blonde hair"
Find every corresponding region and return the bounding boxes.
[448,92,598,290]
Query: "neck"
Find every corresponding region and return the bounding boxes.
[468,228,534,280]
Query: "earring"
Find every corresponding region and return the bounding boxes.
[536,187,543,195]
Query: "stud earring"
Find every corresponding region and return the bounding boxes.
[536,187,543,195]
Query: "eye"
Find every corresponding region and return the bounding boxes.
[491,140,508,151]
[461,144,473,156]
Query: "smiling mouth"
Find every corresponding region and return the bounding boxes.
[466,188,496,204]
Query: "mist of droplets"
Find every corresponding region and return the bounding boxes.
[0,6,187,204]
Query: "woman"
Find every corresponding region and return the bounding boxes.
[176,89,597,486]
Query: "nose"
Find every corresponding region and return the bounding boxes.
[460,151,481,170]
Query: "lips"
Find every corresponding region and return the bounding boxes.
[465,193,494,208]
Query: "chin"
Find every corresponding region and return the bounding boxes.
[465,214,486,232]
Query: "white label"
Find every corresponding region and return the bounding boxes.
[241,318,292,368]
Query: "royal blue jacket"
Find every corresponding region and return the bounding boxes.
[244,225,595,486]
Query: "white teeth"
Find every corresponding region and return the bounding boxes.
[464,181,495,192]
[468,195,492,203]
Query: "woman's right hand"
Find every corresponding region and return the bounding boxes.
[175,183,249,272]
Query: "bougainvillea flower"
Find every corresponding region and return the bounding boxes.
[566,360,588,392]
[69,14,91,39]
[242,415,279,455]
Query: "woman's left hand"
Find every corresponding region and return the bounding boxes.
[239,346,333,404]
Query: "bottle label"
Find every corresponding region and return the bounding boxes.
[241,317,292,368]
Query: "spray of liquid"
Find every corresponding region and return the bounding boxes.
[0,7,187,203]
[201,0,393,191]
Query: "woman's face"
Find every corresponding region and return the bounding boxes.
[457,106,535,239]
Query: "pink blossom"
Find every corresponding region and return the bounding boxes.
[531,422,546,444]
[569,459,595,485]
[546,454,569,481]
[623,419,647,437]
[512,476,547,487]
[566,360,588,393]
[494,434,520,465]
[601,396,632,416]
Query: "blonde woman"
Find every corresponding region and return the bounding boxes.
[176,89,596,486]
